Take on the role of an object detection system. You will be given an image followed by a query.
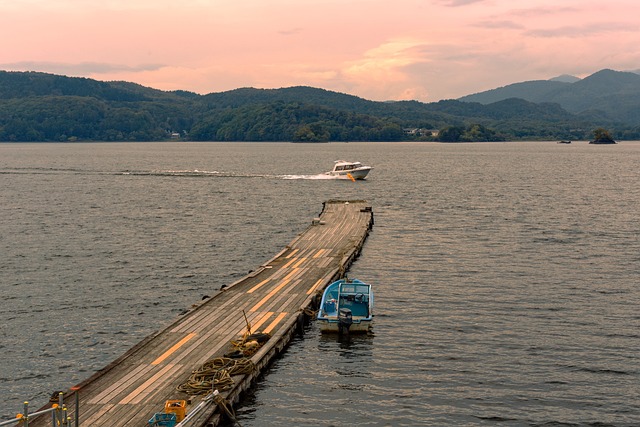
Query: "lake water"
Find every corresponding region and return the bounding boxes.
[1,141,639,426]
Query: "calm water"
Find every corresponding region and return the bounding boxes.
[1,141,639,426]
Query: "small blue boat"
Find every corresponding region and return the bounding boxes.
[317,278,373,334]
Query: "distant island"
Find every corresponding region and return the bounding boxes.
[589,128,617,144]
[1,69,639,142]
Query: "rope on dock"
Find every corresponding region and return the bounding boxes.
[177,326,269,395]
[213,392,243,427]
[229,332,271,358]
[301,307,317,317]
[176,357,256,395]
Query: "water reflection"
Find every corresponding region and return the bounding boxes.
[318,333,374,379]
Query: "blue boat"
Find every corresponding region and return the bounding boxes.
[317,278,373,334]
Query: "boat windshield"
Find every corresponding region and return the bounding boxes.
[337,283,370,317]
[333,162,361,172]
[339,283,369,294]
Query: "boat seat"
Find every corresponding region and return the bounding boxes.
[324,300,337,314]
[349,304,369,317]
[340,299,368,317]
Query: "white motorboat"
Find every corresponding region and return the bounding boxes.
[325,160,372,180]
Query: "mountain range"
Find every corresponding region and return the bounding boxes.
[1,69,639,142]
[458,69,640,126]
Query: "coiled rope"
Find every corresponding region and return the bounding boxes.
[229,332,271,358]
[176,309,271,426]
[176,357,256,395]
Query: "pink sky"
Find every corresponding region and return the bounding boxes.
[1,0,639,102]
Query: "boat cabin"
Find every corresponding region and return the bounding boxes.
[322,281,371,318]
[332,161,363,172]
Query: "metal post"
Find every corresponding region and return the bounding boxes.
[174,389,218,427]
[72,387,79,427]
[59,392,64,426]
[0,406,60,426]
[22,402,29,427]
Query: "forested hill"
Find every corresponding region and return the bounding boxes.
[459,69,640,126]
[1,70,639,142]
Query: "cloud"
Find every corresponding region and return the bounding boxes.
[0,61,165,76]
[278,27,304,36]
[0,0,186,11]
[437,0,487,6]
[2,0,639,103]
[474,20,524,30]
[343,39,429,78]
[526,22,639,38]
[332,39,439,101]
[506,6,579,17]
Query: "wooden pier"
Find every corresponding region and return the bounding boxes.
[29,200,373,427]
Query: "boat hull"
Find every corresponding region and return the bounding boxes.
[326,167,371,180]
[318,318,373,333]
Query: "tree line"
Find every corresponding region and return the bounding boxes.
[2,71,640,142]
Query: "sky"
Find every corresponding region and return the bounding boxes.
[1,0,639,102]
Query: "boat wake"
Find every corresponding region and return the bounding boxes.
[121,170,347,180]
[1,167,352,180]
[280,174,340,180]
[121,169,272,178]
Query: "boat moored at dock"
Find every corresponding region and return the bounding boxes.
[317,278,373,334]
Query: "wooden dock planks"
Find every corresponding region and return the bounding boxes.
[29,200,373,427]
